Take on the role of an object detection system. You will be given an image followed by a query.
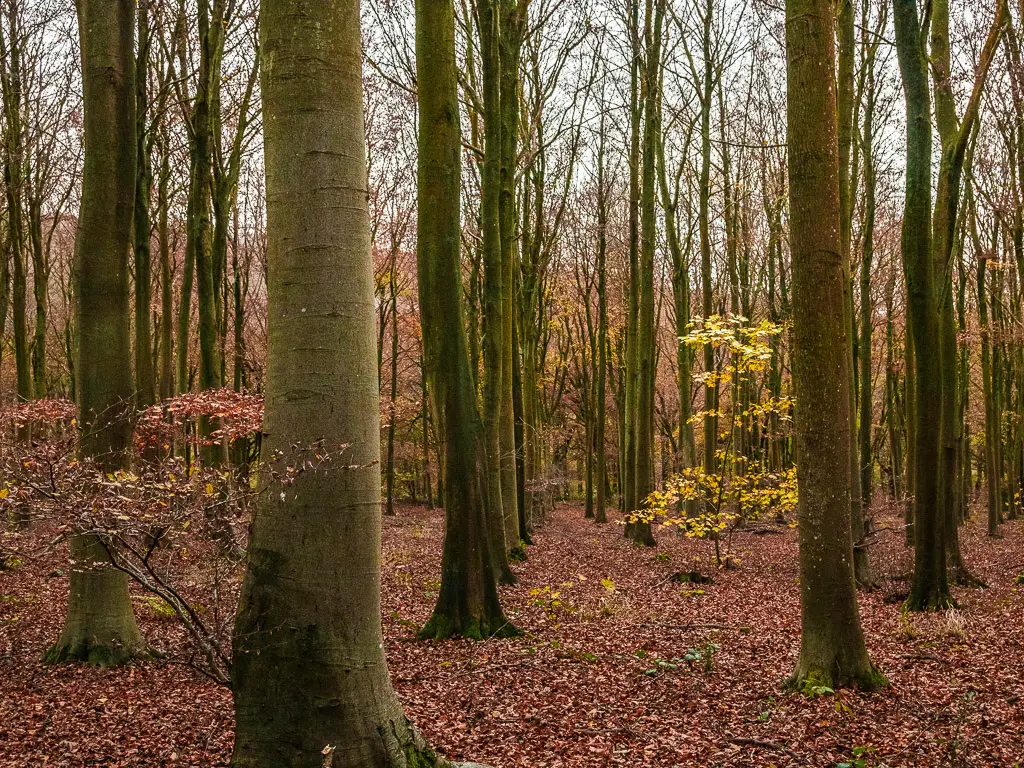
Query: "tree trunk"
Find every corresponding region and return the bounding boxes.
[475,0,514,583]
[0,3,32,410]
[499,0,526,549]
[927,0,1005,587]
[28,200,47,400]
[133,1,156,408]
[416,0,516,642]
[631,0,664,547]
[157,129,174,401]
[595,142,608,525]
[193,1,223,465]
[698,0,717,478]
[48,0,148,667]
[838,0,872,587]
[784,0,884,691]
[385,244,400,517]
[622,0,641,534]
[231,3,453,765]
[894,0,952,611]
[978,247,1000,536]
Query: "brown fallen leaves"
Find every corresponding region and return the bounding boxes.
[2,500,1024,766]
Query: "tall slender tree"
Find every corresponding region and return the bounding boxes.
[417,0,516,640]
[784,0,884,691]
[134,0,156,408]
[894,0,950,611]
[838,0,872,587]
[631,0,665,547]
[475,0,515,583]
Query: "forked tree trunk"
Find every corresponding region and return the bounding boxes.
[416,0,516,642]
[48,0,148,667]
[475,0,514,583]
[928,0,1005,587]
[893,0,952,611]
[231,3,452,766]
[784,0,884,692]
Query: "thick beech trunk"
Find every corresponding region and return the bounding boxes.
[49,0,147,667]
[784,0,884,691]
[231,3,453,765]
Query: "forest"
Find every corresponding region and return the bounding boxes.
[0,0,1022,764]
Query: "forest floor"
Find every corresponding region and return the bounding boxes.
[2,501,1024,767]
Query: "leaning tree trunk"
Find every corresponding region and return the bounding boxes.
[784,0,884,691]
[928,0,1005,587]
[48,0,148,667]
[416,0,516,642]
[230,3,455,766]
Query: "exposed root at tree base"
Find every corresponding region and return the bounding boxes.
[785,662,888,695]
[44,637,154,667]
[948,565,987,588]
[905,589,957,612]
[418,613,521,641]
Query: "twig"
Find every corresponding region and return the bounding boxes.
[729,737,804,763]
[638,622,741,631]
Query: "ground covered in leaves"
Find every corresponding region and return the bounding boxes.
[2,502,1023,766]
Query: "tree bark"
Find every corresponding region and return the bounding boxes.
[48,0,148,667]
[475,0,515,582]
[784,0,884,691]
[231,3,452,765]
[894,0,951,610]
[838,0,872,588]
[416,0,516,641]
[632,0,664,547]
[134,0,156,408]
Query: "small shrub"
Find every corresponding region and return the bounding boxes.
[683,641,720,673]
[897,612,918,641]
[138,595,177,619]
